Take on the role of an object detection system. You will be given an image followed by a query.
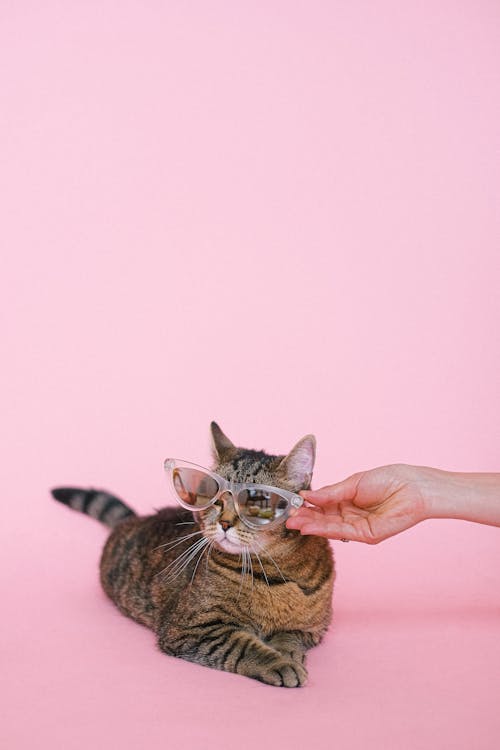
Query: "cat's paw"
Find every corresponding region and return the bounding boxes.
[252,657,308,688]
[276,647,306,665]
[265,634,307,666]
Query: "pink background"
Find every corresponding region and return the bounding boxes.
[2,2,499,748]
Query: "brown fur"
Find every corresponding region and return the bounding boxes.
[68,425,334,687]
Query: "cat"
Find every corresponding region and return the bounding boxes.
[51,422,334,687]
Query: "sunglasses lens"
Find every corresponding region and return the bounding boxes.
[172,467,219,508]
[238,489,289,526]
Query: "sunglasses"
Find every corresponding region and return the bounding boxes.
[164,458,304,530]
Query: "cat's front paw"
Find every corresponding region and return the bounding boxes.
[275,646,306,665]
[251,657,308,688]
[266,633,307,666]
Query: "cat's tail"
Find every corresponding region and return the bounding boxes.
[51,487,136,528]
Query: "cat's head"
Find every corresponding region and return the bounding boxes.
[195,422,316,555]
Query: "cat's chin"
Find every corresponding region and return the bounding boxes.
[216,538,242,555]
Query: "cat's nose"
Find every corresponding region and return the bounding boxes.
[220,520,232,531]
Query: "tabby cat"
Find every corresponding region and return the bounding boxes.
[52,422,334,687]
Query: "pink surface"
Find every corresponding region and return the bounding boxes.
[2,2,499,749]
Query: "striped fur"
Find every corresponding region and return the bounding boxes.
[53,423,334,687]
[51,487,135,528]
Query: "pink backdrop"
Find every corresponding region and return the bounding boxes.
[2,2,499,749]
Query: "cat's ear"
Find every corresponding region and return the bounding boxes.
[277,434,316,489]
[210,421,236,460]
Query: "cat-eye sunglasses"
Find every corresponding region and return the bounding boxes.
[164,458,304,531]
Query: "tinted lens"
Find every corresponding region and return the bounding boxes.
[238,488,289,526]
[172,467,219,508]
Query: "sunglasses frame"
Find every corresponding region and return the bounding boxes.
[163,458,304,531]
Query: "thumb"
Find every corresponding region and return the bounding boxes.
[301,472,364,506]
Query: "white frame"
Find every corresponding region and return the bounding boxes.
[163,458,304,530]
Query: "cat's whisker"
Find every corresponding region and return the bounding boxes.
[155,547,193,577]
[156,544,200,579]
[155,536,208,578]
[161,537,210,583]
[242,548,247,589]
[247,546,255,593]
[174,521,196,526]
[168,537,208,574]
[153,529,203,552]
[205,539,216,574]
[243,547,248,583]
[246,547,253,594]
[189,539,211,588]
[154,534,202,553]
[252,538,288,583]
[237,545,247,600]
[246,548,250,585]
[253,549,270,588]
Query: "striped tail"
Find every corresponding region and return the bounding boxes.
[51,487,136,528]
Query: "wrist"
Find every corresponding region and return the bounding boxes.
[419,467,500,526]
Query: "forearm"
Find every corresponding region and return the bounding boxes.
[422,468,500,527]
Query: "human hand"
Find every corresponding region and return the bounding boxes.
[286,464,435,544]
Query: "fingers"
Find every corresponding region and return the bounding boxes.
[285,471,371,542]
[287,510,359,542]
[287,506,324,524]
[286,506,355,540]
[300,472,365,508]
